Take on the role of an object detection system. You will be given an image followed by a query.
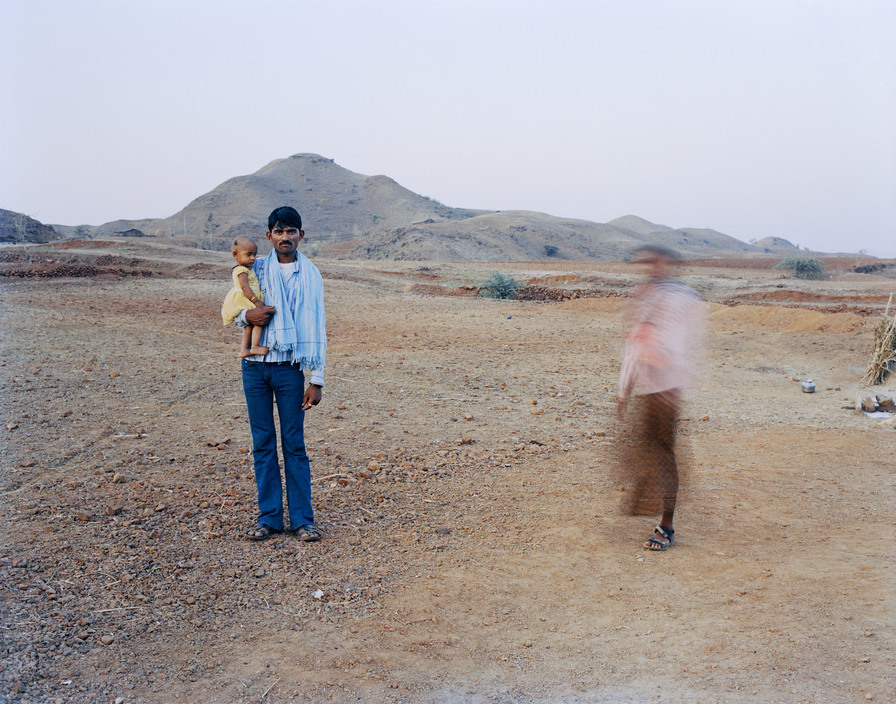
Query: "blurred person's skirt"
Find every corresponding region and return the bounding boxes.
[616,391,685,516]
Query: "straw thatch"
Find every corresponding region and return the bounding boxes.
[863,294,896,386]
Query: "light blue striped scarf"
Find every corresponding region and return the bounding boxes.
[260,250,326,368]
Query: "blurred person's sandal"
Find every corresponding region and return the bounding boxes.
[643,525,674,551]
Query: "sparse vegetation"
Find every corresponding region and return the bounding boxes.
[543,244,559,257]
[773,256,825,280]
[479,272,522,299]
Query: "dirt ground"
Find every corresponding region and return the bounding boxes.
[1,242,894,704]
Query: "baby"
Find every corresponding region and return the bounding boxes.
[221,237,269,358]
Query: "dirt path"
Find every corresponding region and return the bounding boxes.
[1,256,894,703]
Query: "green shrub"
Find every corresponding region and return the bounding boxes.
[480,272,521,299]
[773,257,826,280]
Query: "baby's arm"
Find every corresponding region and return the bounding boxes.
[236,272,261,307]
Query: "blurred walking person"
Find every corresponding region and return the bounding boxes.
[616,245,706,551]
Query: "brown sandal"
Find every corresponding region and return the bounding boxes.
[292,524,321,542]
[245,524,279,541]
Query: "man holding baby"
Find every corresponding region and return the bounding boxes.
[235,206,325,543]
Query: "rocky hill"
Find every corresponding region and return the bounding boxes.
[8,153,825,260]
[78,154,485,252]
[0,210,57,244]
[351,212,755,261]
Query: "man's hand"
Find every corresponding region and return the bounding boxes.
[245,305,275,326]
[616,395,627,419]
[302,384,322,411]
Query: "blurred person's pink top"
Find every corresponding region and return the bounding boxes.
[618,280,706,399]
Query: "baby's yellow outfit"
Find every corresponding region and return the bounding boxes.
[221,265,263,326]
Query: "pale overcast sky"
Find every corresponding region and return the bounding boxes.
[2,1,894,255]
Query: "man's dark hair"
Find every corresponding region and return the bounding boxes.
[268,206,302,231]
[632,244,680,260]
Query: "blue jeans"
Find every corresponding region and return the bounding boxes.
[241,360,313,531]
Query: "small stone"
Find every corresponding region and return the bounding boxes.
[699,415,710,421]
[18,459,36,468]
[109,370,118,378]
[6,421,18,430]
[254,568,265,578]
[74,511,93,522]
[106,506,123,516]
[464,414,474,421]
[100,635,114,645]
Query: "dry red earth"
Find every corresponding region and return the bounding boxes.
[1,241,895,704]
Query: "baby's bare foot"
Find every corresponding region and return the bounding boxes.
[248,346,269,356]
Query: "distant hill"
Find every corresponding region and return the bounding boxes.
[8,152,844,261]
[0,210,57,244]
[755,236,798,251]
[74,154,485,253]
[350,211,754,261]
